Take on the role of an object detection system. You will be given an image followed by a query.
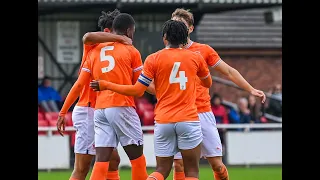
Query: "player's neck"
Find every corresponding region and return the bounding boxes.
[166,44,180,49]
[183,38,193,49]
[114,31,126,36]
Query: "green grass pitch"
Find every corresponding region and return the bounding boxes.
[38,166,281,180]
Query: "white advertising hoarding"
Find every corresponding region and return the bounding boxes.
[38,135,70,169]
[226,131,282,165]
[56,21,80,64]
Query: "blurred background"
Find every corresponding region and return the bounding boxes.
[38,0,282,179]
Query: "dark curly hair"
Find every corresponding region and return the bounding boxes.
[97,9,120,31]
[162,20,188,46]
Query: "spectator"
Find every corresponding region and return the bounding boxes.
[238,97,252,124]
[248,95,262,123]
[266,84,282,117]
[211,94,229,124]
[38,76,62,112]
[226,105,240,124]
[238,97,253,131]
[211,94,229,148]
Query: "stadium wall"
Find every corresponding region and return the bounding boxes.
[211,55,282,102]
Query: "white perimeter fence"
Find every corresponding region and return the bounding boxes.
[38,123,282,170]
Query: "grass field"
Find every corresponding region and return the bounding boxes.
[38,166,281,180]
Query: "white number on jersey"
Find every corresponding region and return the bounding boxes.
[169,62,188,90]
[100,46,115,73]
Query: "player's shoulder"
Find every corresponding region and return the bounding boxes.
[124,44,140,54]
[146,50,158,60]
[193,41,214,51]
[149,48,166,57]
[183,48,202,58]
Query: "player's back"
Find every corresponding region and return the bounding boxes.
[149,48,207,123]
[187,41,221,113]
[87,42,138,109]
[77,44,97,108]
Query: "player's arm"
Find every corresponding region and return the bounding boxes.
[205,45,265,102]
[91,79,148,97]
[59,70,91,117]
[146,81,155,95]
[82,32,132,45]
[213,61,265,102]
[197,54,212,88]
[212,61,254,92]
[131,48,155,95]
[132,69,155,95]
[211,60,267,103]
[91,55,155,96]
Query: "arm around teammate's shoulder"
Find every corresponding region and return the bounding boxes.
[196,53,212,88]
[90,80,147,97]
[90,54,155,97]
[82,32,132,45]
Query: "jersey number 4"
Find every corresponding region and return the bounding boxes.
[100,46,115,73]
[169,62,188,90]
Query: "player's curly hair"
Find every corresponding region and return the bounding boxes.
[97,9,120,31]
[162,20,188,46]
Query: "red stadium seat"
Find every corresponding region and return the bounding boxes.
[45,112,59,121]
[64,112,73,135]
[142,110,155,134]
[65,112,73,127]
[38,105,45,113]
[47,115,60,135]
[135,97,148,104]
[136,102,154,118]
[38,112,45,121]
[38,119,48,135]
[143,110,155,126]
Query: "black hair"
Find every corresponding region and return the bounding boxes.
[211,94,222,105]
[112,13,135,35]
[162,20,188,46]
[97,9,121,31]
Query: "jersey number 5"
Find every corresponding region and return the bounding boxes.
[169,62,188,90]
[100,46,115,73]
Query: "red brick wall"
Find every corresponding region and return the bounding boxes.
[211,55,282,103]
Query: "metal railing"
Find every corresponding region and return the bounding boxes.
[38,123,282,136]
[212,76,282,123]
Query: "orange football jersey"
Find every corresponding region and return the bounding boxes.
[77,44,97,107]
[186,41,221,113]
[139,48,210,124]
[84,42,143,109]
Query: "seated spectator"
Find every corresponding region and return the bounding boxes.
[238,97,252,124]
[266,83,282,117]
[211,94,229,124]
[38,76,62,112]
[226,106,240,124]
[238,97,253,131]
[248,94,263,123]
